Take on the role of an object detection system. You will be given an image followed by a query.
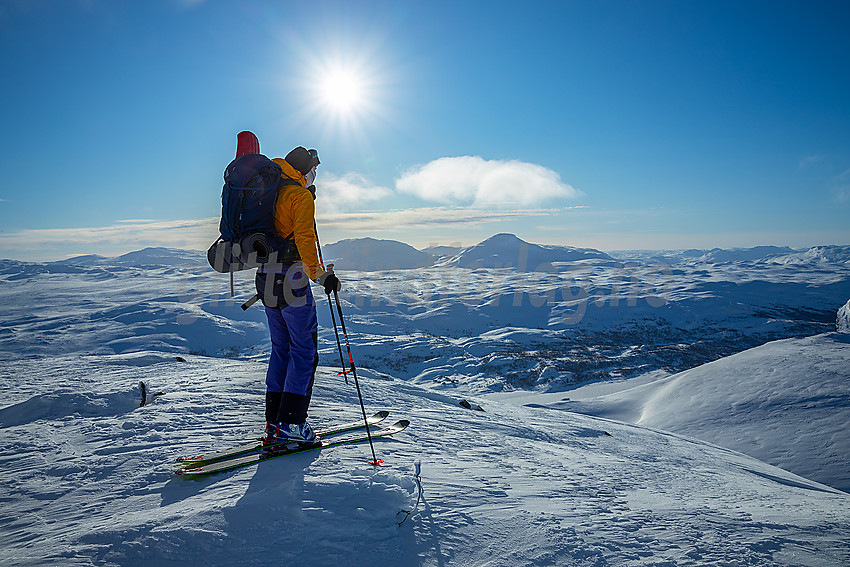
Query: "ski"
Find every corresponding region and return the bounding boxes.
[175,410,390,466]
[175,419,409,477]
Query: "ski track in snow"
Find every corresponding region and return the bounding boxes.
[0,354,848,566]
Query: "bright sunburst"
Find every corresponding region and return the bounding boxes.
[320,69,364,113]
[287,38,397,146]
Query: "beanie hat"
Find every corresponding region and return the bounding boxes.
[285,146,320,175]
[236,131,260,158]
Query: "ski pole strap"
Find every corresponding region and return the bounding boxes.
[241,293,260,311]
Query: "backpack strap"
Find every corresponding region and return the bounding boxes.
[241,294,260,311]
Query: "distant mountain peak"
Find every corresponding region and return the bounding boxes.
[482,233,525,243]
[445,233,613,270]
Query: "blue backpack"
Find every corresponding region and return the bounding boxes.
[208,154,300,273]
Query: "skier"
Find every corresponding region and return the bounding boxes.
[234,132,341,447]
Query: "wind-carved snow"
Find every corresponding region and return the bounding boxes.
[838,299,850,332]
[1,236,850,565]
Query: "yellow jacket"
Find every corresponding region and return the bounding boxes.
[271,158,325,282]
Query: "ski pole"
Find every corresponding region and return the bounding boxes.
[315,228,349,384]
[332,287,382,466]
[326,280,348,384]
[312,221,377,463]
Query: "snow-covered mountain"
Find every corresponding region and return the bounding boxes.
[320,233,612,271]
[50,238,850,272]
[56,247,206,267]
[766,245,850,265]
[610,244,850,266]
[696,245,796,263]
[420,244,462,262]
[440,233,614,269]
[51,253,110,265]
[323,237,433,271]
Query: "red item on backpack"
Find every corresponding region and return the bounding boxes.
[236,131,260,158]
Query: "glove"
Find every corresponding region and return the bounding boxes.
[317,271,341,294]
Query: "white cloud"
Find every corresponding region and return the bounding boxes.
[395,156,582,206]
[315,172,393,212]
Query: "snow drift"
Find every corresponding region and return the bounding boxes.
[557,333,850,492]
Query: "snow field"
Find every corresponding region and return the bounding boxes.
[550,333,850,492]
[1,353,848,566]
[2,240,850,565]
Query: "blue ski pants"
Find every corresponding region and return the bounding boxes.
[260,267,319,424]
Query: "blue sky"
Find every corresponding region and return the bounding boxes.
[1,0,848,260]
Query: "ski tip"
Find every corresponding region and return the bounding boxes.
[374,410,390,419]
[177,455,203,463]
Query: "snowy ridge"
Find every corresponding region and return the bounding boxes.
[42,237,850,270]
[611,244,850,266]
[55,247,206,267]
[438,233,614,269]
[315,233,614,271]
[765,245,850,265]
[694,245,795,263]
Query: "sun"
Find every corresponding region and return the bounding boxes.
[291,45,394,142]
[320,69,364,114]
